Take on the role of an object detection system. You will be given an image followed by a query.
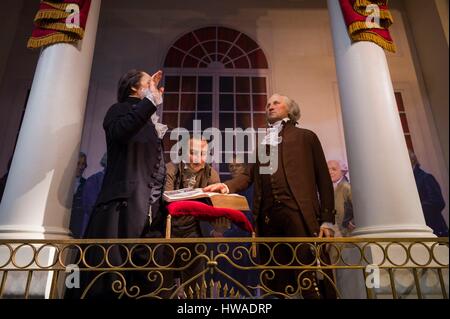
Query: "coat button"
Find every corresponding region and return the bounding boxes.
[155,163,160,169]
[157,155,162,161]
[148,182,154,188]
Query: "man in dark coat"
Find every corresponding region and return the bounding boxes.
[69,152,87,238]
[77,69,168,298]
[409,151,448,237]
[204,94,336,299]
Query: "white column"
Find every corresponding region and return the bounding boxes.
[0,0,101,239]
[327,0,433,237]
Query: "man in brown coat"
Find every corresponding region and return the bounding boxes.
[204,93,335,298]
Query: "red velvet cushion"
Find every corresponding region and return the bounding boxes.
[167,200,254,233]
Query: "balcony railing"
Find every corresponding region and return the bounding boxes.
[0,237,448,299]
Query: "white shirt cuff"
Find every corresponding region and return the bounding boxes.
[145,91,163,106]
[320,222,335,229]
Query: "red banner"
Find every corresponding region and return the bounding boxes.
[339,0,396,53]
[27,0,91,49]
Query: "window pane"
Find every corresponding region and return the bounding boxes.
[252,77,267,93]
[182,76,196,92]
[248,49,269,69]
[405,134,414,151]
[180,94,196,111]
[164,76,180,92]
[254,113,267,129]
[180,113,195,131]
[198,94,212,111]
[196,112,212,128]
[236,94,251,111]
[252,94,267,112]
[219,113,234,130]
[198,76,213,92]
[220,77,234,92]
[235,33,259,53]
[235,77,250,93]
[395,92,405,112]
[162,133,178,152]
[227,46,243,60]
[234,56,250,69]
[183,55,199,68]
[163,94,179,111]
[219,94,234,111]
[236,113,251,129]
[235,130,253,152]
[400,113,410,133]
[162,112,178,129]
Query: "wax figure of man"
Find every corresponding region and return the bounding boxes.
[327,160,354,237]
[69,152,88,238]
[77,69,168,298]
[164,137,220,295]
[204,94,336,299]
[409,150,448,237]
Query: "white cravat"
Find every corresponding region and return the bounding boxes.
[260,117,290,146]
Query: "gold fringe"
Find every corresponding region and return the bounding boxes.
[352,31,396,53]
[34,9,71,22]
[355,0,387,7]
[38,21,85,38]
[27,32,79,49]
[41,1,75,11]
[348,21,384,36]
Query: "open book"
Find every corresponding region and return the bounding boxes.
[163,188,250,211]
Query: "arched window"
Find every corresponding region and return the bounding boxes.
[162,26,270,181]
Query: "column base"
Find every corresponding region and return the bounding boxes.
[0,225,72,239]
[351,224,435,238]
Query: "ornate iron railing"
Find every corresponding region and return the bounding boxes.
[0,237,448,299]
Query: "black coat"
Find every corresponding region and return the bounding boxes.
[413,165,448,237]
[85,96,166,239]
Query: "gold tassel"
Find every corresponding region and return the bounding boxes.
[165,214,172,239]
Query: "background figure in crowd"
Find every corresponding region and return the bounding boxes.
[409,150,448,237]
[75,69,167,298]
[327,160,354,237]
[204,94,336,299]
[69,152,87,238]
[79,152,107,238]
[165,137,220,295]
